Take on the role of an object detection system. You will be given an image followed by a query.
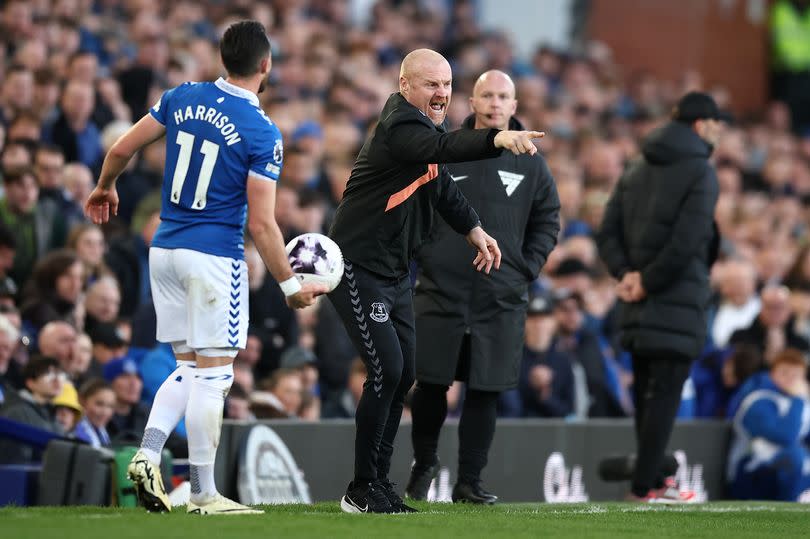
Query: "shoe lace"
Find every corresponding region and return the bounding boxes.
[378,480,403,505]
[368,482,393,508]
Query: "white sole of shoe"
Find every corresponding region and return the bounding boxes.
[340,496,366,514]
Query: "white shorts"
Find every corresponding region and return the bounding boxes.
[150,247,249,350]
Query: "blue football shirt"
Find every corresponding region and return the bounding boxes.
[149,78,283,260]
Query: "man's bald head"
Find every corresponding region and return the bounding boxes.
[400,49,450,79]
[399,49,452,126]
[472,70,515,97]
[469,70,518,130]
[85,276,121,323]
[38,321,77,371]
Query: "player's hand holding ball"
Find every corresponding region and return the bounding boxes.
[284,233,344,308]
[286,283,329,309]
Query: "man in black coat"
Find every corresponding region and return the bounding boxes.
[328,50,543,513]
[406,70,560,503]
[597,92,722,501]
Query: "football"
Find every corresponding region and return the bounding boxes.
[285,233,344,292]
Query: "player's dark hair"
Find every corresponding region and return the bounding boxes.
[220,20,271,78]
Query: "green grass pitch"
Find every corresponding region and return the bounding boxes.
[3,502,809,539]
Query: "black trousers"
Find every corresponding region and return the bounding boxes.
[411,336,500,485]
[327,260,415,483]
[630,351,691,497]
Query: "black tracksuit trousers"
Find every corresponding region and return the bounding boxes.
[327,260,415,483]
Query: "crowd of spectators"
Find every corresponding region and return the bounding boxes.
[1,0,809,486]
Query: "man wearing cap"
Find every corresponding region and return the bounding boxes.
[105,356,148,444]
[406,70,559,504]
[518,292,575,418]
[597,91,722,502]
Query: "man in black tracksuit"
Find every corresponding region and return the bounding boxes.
[596,92,721,502]
[405,70,560,504]
[328,49,544,514]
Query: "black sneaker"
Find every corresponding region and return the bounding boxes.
[405,460,440,500]
[340,481,394,514]
[377,479,418,513]
[451,481,498,505]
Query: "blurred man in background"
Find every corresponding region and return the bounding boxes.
[597,92,721,502]
[0,356,64,463]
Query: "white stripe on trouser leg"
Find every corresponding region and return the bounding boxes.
[141,360,196,465]
[186,364,233,501]
[344,262,383,398]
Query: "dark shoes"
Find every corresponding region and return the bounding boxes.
[340,481,394,514]
[451,481,498,505]
[340,479,418,513]
[378,479,418,513]
[405,460,440,500]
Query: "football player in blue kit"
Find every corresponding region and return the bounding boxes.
[84,20,326,514]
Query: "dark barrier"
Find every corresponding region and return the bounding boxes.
[215,419,731,503]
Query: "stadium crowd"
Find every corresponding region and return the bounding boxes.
[0,0,809,498]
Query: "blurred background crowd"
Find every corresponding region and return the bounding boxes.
[1,0,809,472]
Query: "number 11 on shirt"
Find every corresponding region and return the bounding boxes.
[170,129,220,210]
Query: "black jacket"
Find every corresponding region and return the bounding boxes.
[416,115,559,307]
[597,121,719,360]
[329,93,501,278]
[412,115,560,390]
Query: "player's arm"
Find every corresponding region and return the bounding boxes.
[85,114,165,223]
[595,175,630,280]
[98,115,166,190]
[246,177,326,309]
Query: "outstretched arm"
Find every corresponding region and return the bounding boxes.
[85,114,166,223]
[386,115,544,164]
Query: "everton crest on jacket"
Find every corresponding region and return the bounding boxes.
[413,115,560,391]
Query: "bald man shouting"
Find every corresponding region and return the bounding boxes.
[329,52,544,514]
[407,70,560,504]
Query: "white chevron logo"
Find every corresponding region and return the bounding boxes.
[498,170,524,196]
[450,174,468,182]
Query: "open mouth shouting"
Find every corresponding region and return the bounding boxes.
[428,99,447,123]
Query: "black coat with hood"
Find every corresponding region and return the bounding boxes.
[413,115,560,390]
[597,121,719,360]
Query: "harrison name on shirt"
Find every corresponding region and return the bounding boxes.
[173,105,242,146]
